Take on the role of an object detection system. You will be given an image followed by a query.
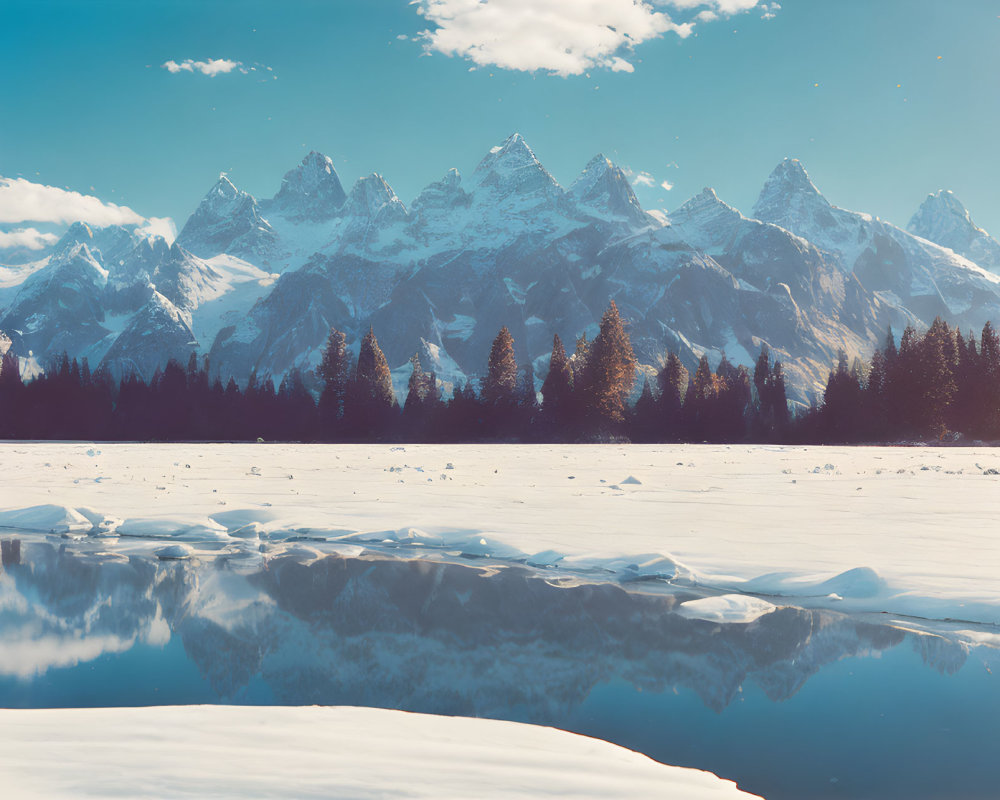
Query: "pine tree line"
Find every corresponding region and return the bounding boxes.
[0,306,995,443]
[801,318,1000,443]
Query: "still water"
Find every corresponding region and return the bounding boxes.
[0,535,996,799]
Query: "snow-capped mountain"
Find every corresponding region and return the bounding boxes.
[907,189,1000,273]
[175,175,278,265]
[752,159,1000,332]
[3,137,1000,404]
[262,151,347,221]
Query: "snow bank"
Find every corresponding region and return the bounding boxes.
[0,705,761,799]
[0,443,998,624]
[0,504,91,535]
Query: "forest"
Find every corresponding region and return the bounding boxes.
[0,303,996,445]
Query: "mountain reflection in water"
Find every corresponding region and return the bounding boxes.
[0,536,996,800]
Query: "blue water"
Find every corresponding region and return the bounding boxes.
[570,646,1000,799]
[1,535,997,799]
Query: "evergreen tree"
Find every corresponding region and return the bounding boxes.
[483,326,518,406]
[951,330,978,434]
[0,349,24,438]
[769,361,789,428]
[821,350,864,441]
[404,353,430,413]
[354,327,395,406]
[683,355,717,441]
[917,317,957,438]
[345,327,396,438]
[570,332,590,386]
[318,328,351,435]
[887,325,920,436]
[579,301,637,428]
[979,321,1000,436]
[656,352,687,441]
[629,378,658,442]
[277,367,317,441]
[540,334,573,429]
[714,362,752,442]
[753,344,771,407]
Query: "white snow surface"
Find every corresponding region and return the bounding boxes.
[0,705,758,799]
[2,443,1000,624]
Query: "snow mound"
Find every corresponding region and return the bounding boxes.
[117,515,229,541]
[677,595,779,624]
[0,706,763,799]
[744,567,887,600]
[0,504,91,534]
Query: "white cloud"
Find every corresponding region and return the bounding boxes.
[759,2,780,20]
[0,228,59,251]
[632,171,657,188]
[137,216,177,243]
[413,0,693,77]
[0,177,175,247]
[162,58,243,77]
[660,179,674,191]
[662,0,762,15]
[0,177,145,227]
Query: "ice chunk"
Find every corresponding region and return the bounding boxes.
[0,505,91,534]
[155,544,193,560]
[76,507,123,535]
[677,595,778,624]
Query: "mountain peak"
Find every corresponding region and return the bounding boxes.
[570,154,613,191]
[909,190,973,231]
[342,173,408,223]
[472,133,559,196]
[908,189,1000,271]
[410,168,468,216]
[752,159,830,226]
[269,151,347,219]
[667,187,744,251]
[211,173,239,199]
[176,173,274,260]
[570,154,652,228]
[673,187,738,218]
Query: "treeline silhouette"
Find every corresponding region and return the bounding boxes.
[0,304,995,444]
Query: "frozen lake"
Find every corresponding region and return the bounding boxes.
[1,443,998,798]
[2,442,1000,622]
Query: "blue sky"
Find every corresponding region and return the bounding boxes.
[2,0,999,240]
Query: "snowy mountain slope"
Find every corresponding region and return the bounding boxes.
[99,292,199,381]
[752,160,1000,331]
[907,189,1000,273]
[175,175,279,265]
[208,260,355,380]
[0,242,111,358]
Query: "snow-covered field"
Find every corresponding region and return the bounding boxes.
[1,442,998,625]
[0,705,760,799]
